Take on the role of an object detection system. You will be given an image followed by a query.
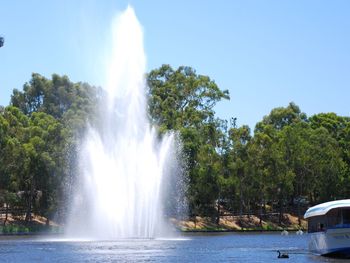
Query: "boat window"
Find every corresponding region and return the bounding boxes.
[327,208,342,228]
[343,209,350,225]
[308,216,326,233]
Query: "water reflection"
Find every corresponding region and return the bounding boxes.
[0,233,346,262]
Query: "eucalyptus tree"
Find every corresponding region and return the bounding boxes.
[147,64,230,217]
[307,127,344,203]
[10,73,100,217]
[11,73,99,121]
[277,123,313,223]
[252,103,308,220]
[0,109,63,222]
[227,125,251,216]
[147,64,229,129]
[0,107,29,221]
[255,102,307,133]
[0,111,14,224]
[309,113,350,198]
[25,112,65,223]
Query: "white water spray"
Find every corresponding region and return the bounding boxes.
[66,6,184,239]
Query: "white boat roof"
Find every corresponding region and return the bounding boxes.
[304,199,350,219]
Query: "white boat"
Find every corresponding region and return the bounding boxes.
[304,199,350,257]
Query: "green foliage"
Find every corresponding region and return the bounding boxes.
[0,74,98,224]
[147,64,229,130]
[0,67,349,225]
[147,65,229,216]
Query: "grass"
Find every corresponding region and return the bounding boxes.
[0,224,62,235]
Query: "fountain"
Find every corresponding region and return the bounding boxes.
[66,6,185,239]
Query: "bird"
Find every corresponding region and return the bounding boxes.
[281,230,289,235]
[296,229,303,235]
[277,250,289,258]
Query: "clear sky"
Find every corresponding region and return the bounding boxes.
[0,1,349,129]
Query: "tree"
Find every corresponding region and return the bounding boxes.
[25,112,65,223]
[0,107,29,221]
[147,64,230,218]
[11,73,99,121]
[309,113,350,198]
[10,74,100,223]
[307,127,344,203]
[255,102,307,133]
[147,64,229,131]
[252,103,308,221]
[227,125,251,216]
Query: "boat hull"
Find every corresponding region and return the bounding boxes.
[309,228,350,257]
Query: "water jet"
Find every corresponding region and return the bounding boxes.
[66,6,185,240]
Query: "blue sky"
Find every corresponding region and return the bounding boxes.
[0,1,349,129]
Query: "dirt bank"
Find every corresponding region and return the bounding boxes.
[171,213,307,232]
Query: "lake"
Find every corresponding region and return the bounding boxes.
[0,233,345,262]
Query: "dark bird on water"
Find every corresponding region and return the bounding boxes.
[0,37,4,47]
[277,250,289,259]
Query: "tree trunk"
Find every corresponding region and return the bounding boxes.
[247,202,251,219]
[297,201,301,226]
[216,201,220,225]
[25,184,34,223]
[25,198,32,222]
[4,203,8,226]
[239,177,243,218]
[279,198,283,224]
[259,198,263,226]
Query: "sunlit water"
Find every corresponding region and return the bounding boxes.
[66,6,184,239]
[0,233,344,262]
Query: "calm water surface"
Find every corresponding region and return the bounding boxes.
[0,233,346,262]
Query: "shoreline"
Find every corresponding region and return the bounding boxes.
[0,230,305,237]
[172,213,307,233]
[180,228,306,233]
[0,213,307,236]
[0,228,307,236]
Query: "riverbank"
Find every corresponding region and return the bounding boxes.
[0,212,306,235]
[0,214,61,235]
[171,213,307,232]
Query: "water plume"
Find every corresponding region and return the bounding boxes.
[66,6,185,239]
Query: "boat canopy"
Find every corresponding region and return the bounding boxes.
[304,199,350,219]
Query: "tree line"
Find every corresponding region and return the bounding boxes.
[0,65,349,225]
